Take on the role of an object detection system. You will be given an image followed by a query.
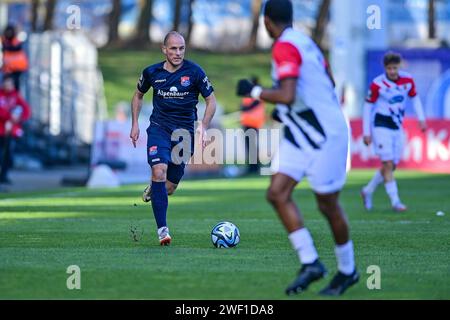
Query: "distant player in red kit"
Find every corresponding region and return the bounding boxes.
[0,75,31,184]
[237,0,358,296]
[361,52,427,212]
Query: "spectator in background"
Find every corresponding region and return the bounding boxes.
[1,25,29,91]
[240,76,265,174]
[0,75,31,184]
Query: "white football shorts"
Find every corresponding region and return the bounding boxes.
[372,127,405,164]
[270,133,348,194]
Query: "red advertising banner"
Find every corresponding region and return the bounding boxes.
[350,119,450,173]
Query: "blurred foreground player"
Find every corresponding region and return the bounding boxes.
[130,31,216,245]
[361,52,427,212]
[237,0,358,296]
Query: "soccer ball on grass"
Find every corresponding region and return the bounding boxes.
[211,221,240,248]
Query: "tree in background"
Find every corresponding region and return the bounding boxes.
[186,0,195,45]
[43,0,57,31]
[172,0,182,32]
[428,0,436,39]
[129,0,153,48]
[30,0,56,32]
[173,0,196,44]
[31,0,40,32]
[246,0,262,51]
[107,0,122,47]
[313,0,331,51]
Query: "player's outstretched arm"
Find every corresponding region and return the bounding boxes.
[130,89,144,148]
[197,92,217,149]
[236,78,297,105]
[362,102,373,146]
[202,92,217,129]
[411,96,427,132]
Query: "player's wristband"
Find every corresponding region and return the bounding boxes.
[250,86,263,100]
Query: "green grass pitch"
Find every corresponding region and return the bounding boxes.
[0,170,449,299]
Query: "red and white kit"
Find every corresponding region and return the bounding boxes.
[363,71,425,164]
[270,27,348,194]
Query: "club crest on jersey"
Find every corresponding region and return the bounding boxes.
[149,146,158,156]
[181,76,190,87]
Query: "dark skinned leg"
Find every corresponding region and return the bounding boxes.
[266,173,303,233]
[314,191,349,245]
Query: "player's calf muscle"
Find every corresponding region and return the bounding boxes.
[166,183,177,195]
[381,162,394,181]
[316,197,339,215]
